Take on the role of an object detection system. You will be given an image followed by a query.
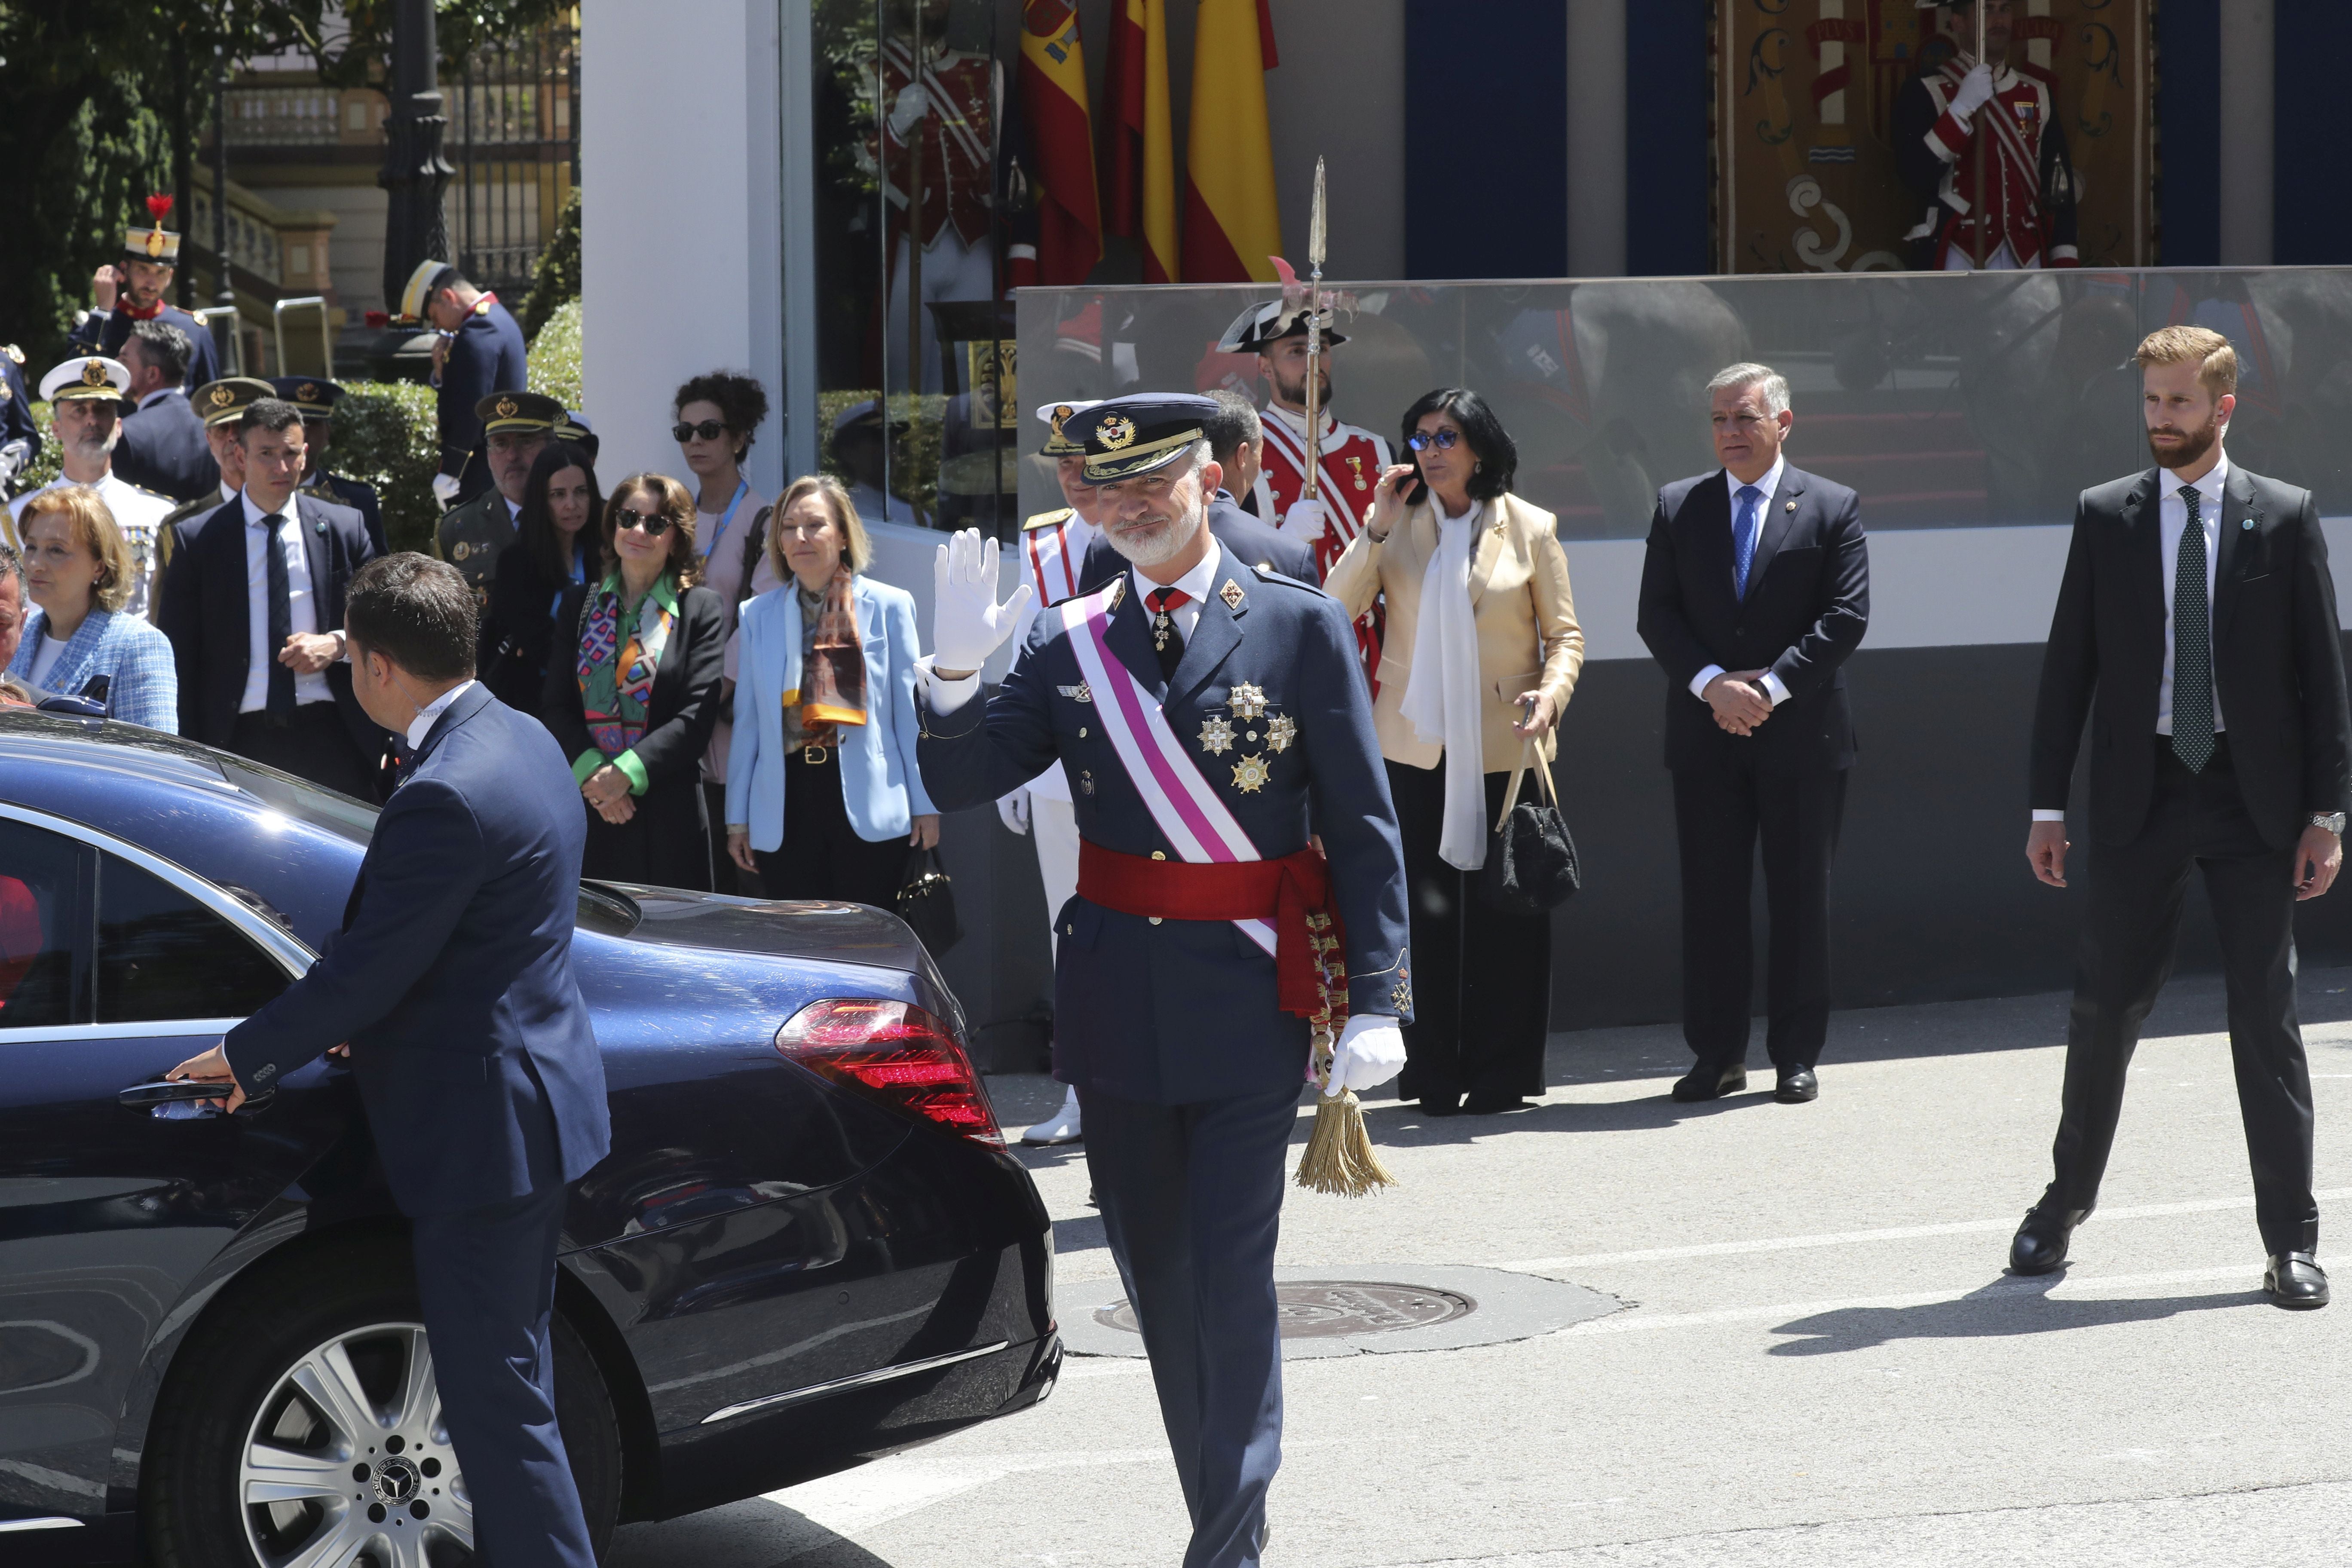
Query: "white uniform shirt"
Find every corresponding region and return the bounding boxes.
[237,489,333,711]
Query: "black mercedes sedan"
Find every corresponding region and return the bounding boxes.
[0,711,1058,1567]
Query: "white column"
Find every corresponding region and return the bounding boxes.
[1566,0,1627,278]
[580,0,784,490]
[2218,0,2275,265]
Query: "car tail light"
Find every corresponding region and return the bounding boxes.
[775,999,1003,1147]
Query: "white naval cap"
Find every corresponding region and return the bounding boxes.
[40,356,131,404]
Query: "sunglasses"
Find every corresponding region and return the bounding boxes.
[616,507,673,536]
[1407,429,1463,452]
[673,419,729,443]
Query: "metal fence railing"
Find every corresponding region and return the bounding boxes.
[452,20,580,299]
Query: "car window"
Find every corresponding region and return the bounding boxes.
[0,818,92,1029]
[216,756,379,846]
[96,854,287,1023]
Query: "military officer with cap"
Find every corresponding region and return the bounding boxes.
[916,392,1413,1568]
[159,378,277,542]
[273,377,388,555]
[67,195,222,390]
[551,408,598,465]
[9,357,176,619]
[0,345,39,495]
[436,390,558,607]
[397,259,529,508]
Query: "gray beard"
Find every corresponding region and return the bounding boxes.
[1105,502,1202,567]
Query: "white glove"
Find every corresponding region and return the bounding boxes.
[1279,497,1328,543]
[931,527,1034,675]
[889,82,929,140]
[997,788,1031,835]
[1949,62,1996,121]
[1323,1014,1406,1098]
[430,472,462,509]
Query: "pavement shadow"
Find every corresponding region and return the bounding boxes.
[1357,1085,1777,1148]
[1765,1272,2267,1357]
[606,1497,899,1568]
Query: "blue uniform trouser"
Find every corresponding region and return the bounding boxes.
[1080,1084,1299,1568]
[410,1178,596,1568]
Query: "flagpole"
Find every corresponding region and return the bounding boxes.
[1302,156,1326,501]
[1972,1,1989,268]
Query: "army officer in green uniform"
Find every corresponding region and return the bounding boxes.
[436,390,557,606]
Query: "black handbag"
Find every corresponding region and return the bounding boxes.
[895,845,963,955]
[1476,740,1580,914]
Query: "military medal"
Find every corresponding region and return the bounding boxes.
[1198,714,1235,754]
[1266,714,1296,753]
[1153,606,1178,652]
[1231,754,1270,793]
[1348,454,1366,490]
[453,542,471,561]
[1057,682,1094,704]
[1220,580,1245,611]
[1227,683,1267,721]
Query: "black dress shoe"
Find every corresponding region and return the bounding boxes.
[1671,1059,1747,1102]
[2265,1252,2330,1309]
[1418,1094,1462,1117]
[2009,1205,2089,1275]
[1774,1067,1819,1103]
[1462,1093,1529,1115]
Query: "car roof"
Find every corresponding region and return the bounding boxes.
[0,710,233,791]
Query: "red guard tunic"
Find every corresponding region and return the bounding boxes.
[876,40,997,251]
[1253,403,1391,681]
[1905,55,2078,270]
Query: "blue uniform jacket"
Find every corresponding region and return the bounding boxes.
[919,545,1412,1105]
[0,354,38,476]
[115,389,220,503]
[224,684,611,1217]
[68,304,222,390]
[435,298,530,499]
[309,470,387,556]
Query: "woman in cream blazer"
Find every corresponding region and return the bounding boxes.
[1325,388,1583,1116]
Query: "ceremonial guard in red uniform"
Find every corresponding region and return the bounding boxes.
[916,395,1412,1568]
[1893,0,2079,271]
[67,196,222,390]
[1219,300,1392,680]
[877,6,1003,389]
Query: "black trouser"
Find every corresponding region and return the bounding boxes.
[2047,736,2317,1256]
[1670,754,1848,1070]
[753,746,907,908]
[1385,759,1553,1105]
[703,781,757,895]
[229,704,371,797]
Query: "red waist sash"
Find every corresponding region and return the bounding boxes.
[1077,840,1349,1027]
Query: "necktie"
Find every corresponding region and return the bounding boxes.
[1733,484,1763,598]
[263,512,297,723]
[2171,485,2215,772]
[1147,586,1191,683]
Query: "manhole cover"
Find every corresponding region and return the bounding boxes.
[1093,1280,1475,1339]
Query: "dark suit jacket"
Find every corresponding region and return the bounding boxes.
[114,389,219,503]
[225,684,610,1216]
[2030,463,2352,848]
[1637,463,1870,774]
[309,471,387,556]
[1,355,40,475]
[155,492,383,755]
[1076,494,1320,594]
[479,537,587,713]
[544,579,726,889]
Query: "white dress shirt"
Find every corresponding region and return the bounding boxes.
[237,489,333,711]
[1689,453,1794,707]
[2030,450,2231,824]
[405,679,478,750]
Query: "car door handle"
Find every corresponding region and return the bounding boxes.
[118,1079,233,1109]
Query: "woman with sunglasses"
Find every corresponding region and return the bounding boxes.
[725,474,938,908]
[479,442,604,712]
[1325,388,1584,1116]
[543,473,726,889]
[673,373,784,886]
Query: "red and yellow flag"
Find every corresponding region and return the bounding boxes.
[1101,0,1180,283]
[1182,0,1281,284]
[1017,1,1103,286]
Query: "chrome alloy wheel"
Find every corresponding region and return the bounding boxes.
[237,1321,472,1568]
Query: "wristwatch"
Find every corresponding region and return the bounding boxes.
[2311,812,2346,836]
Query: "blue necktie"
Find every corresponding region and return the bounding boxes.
[1732,484,1764,598]
[263,512,297,722]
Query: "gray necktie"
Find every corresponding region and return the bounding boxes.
[2171,486,2214,773]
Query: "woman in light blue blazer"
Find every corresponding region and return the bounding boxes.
[7,485,178,731]
[725,474,936,907]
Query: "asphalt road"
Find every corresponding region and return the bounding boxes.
[609,966,2352,1567]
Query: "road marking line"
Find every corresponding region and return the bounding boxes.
[1503,1187,2352,1273]
[1562,1264,2260,1336]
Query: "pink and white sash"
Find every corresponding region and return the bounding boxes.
[1059,583,1278,958]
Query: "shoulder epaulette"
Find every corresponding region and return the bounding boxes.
[1248,560,1332,597]
[1022,507,1074,532]
[2,345,21,366]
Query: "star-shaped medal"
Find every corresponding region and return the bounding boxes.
[1199,714,1235,755]
[1231,754,1271,793]
[1227,682,1268,721]
[1265,713,1297,753]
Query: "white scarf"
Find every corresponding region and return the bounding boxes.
[1399,498,1487,870]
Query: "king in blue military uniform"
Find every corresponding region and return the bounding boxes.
[916,394,1412,1568]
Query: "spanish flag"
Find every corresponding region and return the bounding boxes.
[1182,0,1282,284]
[1017,0,1103,286]
[1102,0,1180,283]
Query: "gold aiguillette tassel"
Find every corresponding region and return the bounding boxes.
[1294,921,1397,1197]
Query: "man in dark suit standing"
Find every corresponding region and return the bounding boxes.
[1637,363,1871,1105]
[2016,325,2351,1308]
[170,553,608,1567]
[155,398,382,793]
[113,321,220,503]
